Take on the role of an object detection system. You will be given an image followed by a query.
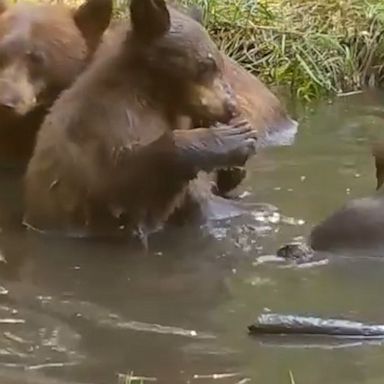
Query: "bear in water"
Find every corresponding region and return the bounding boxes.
[0,0,112,168]
[212,55,298,196]
[169,4,298,197]
[100,3,298,198]
[310,143,384,251]
[23,0,258,242]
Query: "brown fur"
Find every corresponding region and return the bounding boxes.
[175,2,297,141]
[222,56,296,142]
[209,36,297,196]
[211,57,298,196]
[163,2,298,195]
[23,0,257,240]
[0,0,112,168]
[100,3,297,200]
[310,142,384,251]
[175,4,298,197]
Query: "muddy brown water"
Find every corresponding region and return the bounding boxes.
[1,91,384,384]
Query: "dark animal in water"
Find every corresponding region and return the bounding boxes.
[310,142,384,251]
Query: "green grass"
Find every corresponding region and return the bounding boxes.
[27,0,384,101]
[289,370,296,384]
[178,0,384,101]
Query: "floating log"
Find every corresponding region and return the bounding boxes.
[248,314,384,338]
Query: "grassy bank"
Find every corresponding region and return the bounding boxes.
[177,0,384,101]
[35,0,384,101]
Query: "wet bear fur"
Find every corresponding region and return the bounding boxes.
[92,2,296,228]
[180,4,298,196]
[310,143,384,251]
[23,0,257,240]
[0,0,112,168]
[102,2,297,198]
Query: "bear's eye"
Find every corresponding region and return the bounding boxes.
[197,56,218,82]
[26,51,45,67]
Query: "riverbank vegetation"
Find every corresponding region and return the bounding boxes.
[178,0,384,101]
[29,0,384,101]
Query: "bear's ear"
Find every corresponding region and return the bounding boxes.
[0,0,7,15]
[73,0,113,53]
[130,0,170,41]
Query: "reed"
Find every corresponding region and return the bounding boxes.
[24,0,384,101]
[178,0,384,101]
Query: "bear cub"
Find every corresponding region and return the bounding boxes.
[0,0,112,167]
[24,0,258,241]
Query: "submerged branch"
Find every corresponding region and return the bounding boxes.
[249,313,384,338]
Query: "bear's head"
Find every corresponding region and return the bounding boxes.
[127,0,237,126]
[0,0,112,117]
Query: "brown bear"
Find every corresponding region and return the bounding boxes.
[23,0,258,242]
[310,143,384,251]
[213,56,298,195]
[0,0,112,168]
[180,4,298,196]
[100,2,297,198]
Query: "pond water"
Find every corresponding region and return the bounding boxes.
[1,91,384,384]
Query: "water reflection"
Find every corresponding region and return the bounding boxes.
[0,91,384,383]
